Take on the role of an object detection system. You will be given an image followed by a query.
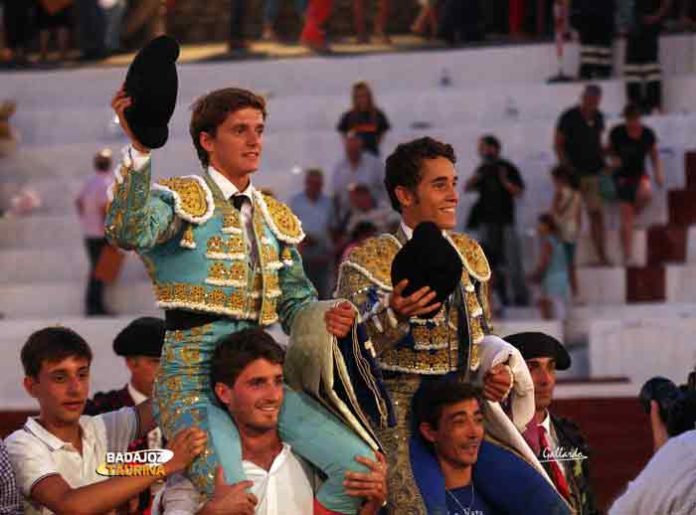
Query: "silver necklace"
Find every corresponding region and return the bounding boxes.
[446,483,475,514]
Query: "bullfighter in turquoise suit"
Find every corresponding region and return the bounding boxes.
[106,86,374,514]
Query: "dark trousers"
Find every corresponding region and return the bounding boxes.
[85,237,107,315]
[230,0,247,42]
[478,223,529,307]
[625,26,662,112]
[75,0,106,57]
[577,14,613,79]
[439,0,484,44]
[1,0,34,50]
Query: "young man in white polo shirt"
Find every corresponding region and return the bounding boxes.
[158,328,388,515]
[4,326,207,515]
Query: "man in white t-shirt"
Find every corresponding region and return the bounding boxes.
[157,328,388,515]
[4,326,206,515]
[609,390,696,515]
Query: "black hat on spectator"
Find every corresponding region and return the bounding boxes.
[123,35,180,149]
[391,221,463,318]
[113,317,166,358]
[504,332,571,370]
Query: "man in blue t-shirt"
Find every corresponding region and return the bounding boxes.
[412,381,494,515]
[411,377,571,515]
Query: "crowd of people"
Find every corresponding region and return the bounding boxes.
[69,79,666,322]
[0,53,693,514]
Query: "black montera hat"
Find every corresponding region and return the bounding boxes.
[391,222,463,318]
[123,35,180,149]
[113,317,166,358]
[503,332,571,370]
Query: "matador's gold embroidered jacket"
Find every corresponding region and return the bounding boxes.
[105,154,317,332]
[335,227,492,378]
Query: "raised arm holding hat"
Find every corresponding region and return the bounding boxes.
[335,137,571,513]
[105,38,376,514]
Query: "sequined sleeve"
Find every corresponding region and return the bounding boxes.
[105,158,178,251]
[335,264,409,356]
[276,245,319,334]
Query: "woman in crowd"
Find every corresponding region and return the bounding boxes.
[337,82,391,156]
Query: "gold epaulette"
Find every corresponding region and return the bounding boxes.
[340,234,402,291]
[153,175,215,225]
[447,232,492,282]
[255,191,305,244]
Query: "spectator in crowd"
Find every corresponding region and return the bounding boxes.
[0,100,18,157]
[121,0,166,49]
[609,390,696,514]
[439,0,485,44]
[0,0,33,66]
[506,332,599,515]
[353,0,390,43]
[411,0,438,39]
[344,183,399,237]
[465,134,529,308]
[331,130,384,227]
[36,0,74,62]
[75,0,107,60]
[262,0,307,41]
[572,0,615,79]
[158,328,388,515]
[555,84,609,265]
[85,317,165,511]
[608,103,664,265]
[290,169,334,299]
[4,326,206,515]
[101,0,126,54]
[229,0,248,52]
[550,164,581,302]
[300,0,332,52]
[337,82,391,156]
[75,149,113,316]
[621,0,671,114]
[529,214,569,320]
[0,440,22,515]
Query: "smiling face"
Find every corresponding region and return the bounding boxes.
[397,156,459,230]
[420,398,485,469]
[24,356,90,426]
[200,107,264,184]
[216,358,284,434]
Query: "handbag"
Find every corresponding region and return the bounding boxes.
[94,244,125,283]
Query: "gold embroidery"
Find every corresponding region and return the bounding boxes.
[262,244,280,263]
[449,232,492,281]
[180,225,195,248]
[380,345,459,375]
[260,298,278,326]
[157,177,210,219]
[207,236,223,254]
[258,193,304,242]
[341,235,401,290]
[226,236,244,256]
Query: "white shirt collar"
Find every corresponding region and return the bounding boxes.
[400,221,447,240]
[207,166,255,200]
[127,382,148,406]
[400,221,414,240]
[24,417,92,452]
[540,411,552,435]
[243,443,293,475]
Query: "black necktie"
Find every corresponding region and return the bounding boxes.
[232,194,248,211]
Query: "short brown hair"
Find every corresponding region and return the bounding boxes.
[384,137,456,212]
[21,327,92,378]
[189,88,267,167]
[211,329,285,390]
